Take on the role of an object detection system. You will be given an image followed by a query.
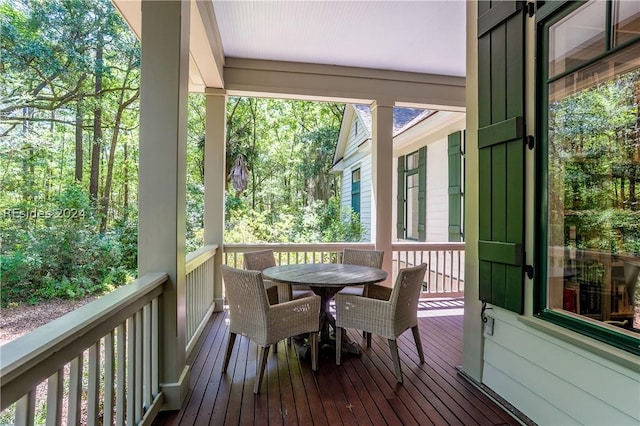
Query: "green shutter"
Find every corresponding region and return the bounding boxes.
[477,1,526,314]
[418,147,427,241]
[448,131,462,242]
[397,155,405,238]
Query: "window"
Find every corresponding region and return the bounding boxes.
[397,148,426,241]
[538,0,640,354]
[351,168,360,215]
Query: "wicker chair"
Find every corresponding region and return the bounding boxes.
[335,263,427,383]
[338,248,384,296]
[221,265,321,394]
[244,249,314,303]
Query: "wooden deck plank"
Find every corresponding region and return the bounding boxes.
[410,318,517,425]
[153,301,523,426]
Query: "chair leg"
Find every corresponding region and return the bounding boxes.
[336,327,343,365]
[366,332,372,348]
[222,332,237,373]
[388,339,403,383]
[411,325,425,363]
[254,345,270,394]
[310,331,319,371]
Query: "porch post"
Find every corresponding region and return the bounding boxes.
[462,0,484,382]
[139,0,190,409]
[371,100,394,281]
[204,89,227,312]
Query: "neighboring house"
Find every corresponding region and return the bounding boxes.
[331,104,465,243]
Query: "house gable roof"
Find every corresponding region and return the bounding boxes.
[332,104,433,166]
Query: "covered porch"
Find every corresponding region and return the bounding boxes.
[0,1,491,425]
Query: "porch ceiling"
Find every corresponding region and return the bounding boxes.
[112,0,466,107]
[213,0,466,77]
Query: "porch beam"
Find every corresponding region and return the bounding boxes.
[138,0,190,410]
[223,58,466,110]
[112,0,225,92]
[371,100,394,282]
[204,88,227,312]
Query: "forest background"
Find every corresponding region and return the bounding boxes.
[0,0,362,307]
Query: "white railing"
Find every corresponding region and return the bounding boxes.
[393,242,465,297]
[224,242,465,298]
[0,273,167,426]
[185,244,218,358]
[223,242,376,269]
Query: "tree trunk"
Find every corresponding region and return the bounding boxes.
[100,83,139,234]
[123,138,129,222]
[75,101,83,181]
[89,34,103,206]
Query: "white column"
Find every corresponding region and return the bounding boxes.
[138,0,190,409]
[204,89,227,312]
[371,100,394,282]
[462,0,484,382]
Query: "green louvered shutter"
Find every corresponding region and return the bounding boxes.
[477,1,527,314]
[397,155,405,239]
[418,147,427,241]
[448,131,462,242]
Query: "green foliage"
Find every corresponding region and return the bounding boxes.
[1,184,135,306]
[223,195,364,244]
[1,0,355,308]
[550,67,640,257]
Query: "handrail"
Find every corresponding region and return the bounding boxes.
[185,244,218,275]
[392,241,465,251]
[224,242,375,253]
[0,273,168,411]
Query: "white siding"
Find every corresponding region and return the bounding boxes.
[425,138,448,242]
[483,309,640,425]
[340,109,372,242]
[394,112,465,243]
[359,157,372,241]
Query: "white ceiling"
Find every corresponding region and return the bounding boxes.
[212,0,467,78]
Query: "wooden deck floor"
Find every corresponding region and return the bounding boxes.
[154,299,522,426]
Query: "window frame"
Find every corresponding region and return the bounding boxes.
[535,0,640,355]
[404,152,421,241]
[351,168,361,216]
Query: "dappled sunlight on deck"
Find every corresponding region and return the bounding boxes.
[154,299,521,426]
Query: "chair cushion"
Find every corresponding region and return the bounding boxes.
[292,289,315,299]
[366,284,392,301]
[337,286,365,296]
[266,286,279,305]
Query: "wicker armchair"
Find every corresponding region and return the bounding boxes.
[221,265,321,394]
[244,249,314,303]
[338,248,384,296]
[335,263,427,383]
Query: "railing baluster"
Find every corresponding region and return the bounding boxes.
[46,369,63,425]
[15,389,35,426]
[143,303,152,411]
[104,331,115,426]
[152,297,159,396]
[68,353,83,426]
[126,316,135,426]
[87,342,100,424]
[135,310,143,423]
[116,322,126,426]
